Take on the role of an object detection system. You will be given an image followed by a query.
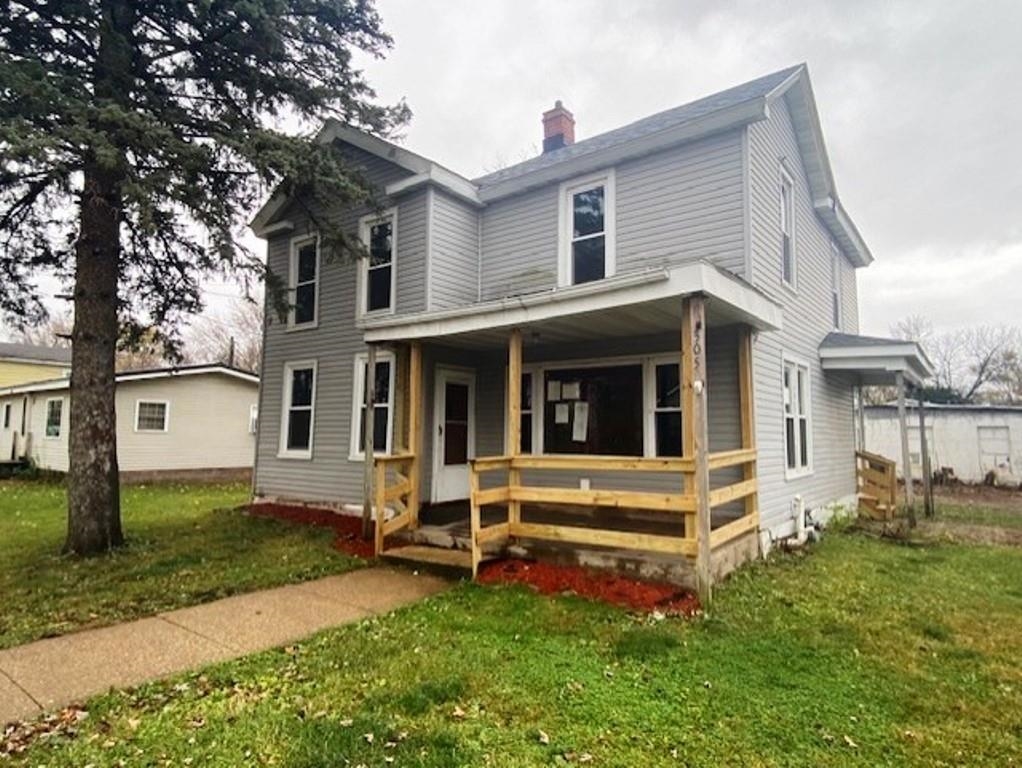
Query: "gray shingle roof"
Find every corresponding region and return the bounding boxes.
[0,341,72,364]
[473,64,804,188]
[820,332,908,348]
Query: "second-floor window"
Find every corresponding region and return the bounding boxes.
[779,167,795,287]
[359,209,397,314]
[289,236,319,328]
[560,171,615,287]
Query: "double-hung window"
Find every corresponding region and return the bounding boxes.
[45,398,63,438]
[359,209,397,314]
[280,361,317,458]
[135,400,169,432]
[519,372,534,454]
[779,167,795,287]
[560,171,615,286]
[652,362,683,457]
[289,236,319,328]
[249,404,259,435]
[350,352,395,457]
[783,358,811,475]
[831,243,842,330]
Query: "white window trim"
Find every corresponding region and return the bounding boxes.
[288,234,321,330]
[356,207,399,318]
[643,355,684,458]
[778,164,797,291]
[44,397,63,440]
[348,349,396,460]
[134,399,170,433]
[781,353,813,480]
[830,241,842,331]
[557,169,616,287]
[502,366,541,454]
[278,359,318,460]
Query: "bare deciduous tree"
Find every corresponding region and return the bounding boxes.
[184,298,264,373]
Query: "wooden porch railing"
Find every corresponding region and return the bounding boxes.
[373,452,418,555]
[856,450,897,520]
[468,450,759,576]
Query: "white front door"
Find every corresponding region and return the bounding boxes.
[432,367,475,503]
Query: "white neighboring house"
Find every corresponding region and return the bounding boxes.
[0,364,260,480]
[865,402,1022,486]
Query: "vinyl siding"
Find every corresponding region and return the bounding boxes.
[2,375,257,473]
[479,131,746,301]
[0,361,69,388]
[429,190,480,308]
[253,148,419,504]
[747,96,859,542]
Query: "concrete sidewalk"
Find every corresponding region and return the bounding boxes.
[0,567,448,724]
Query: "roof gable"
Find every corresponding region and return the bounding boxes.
[0,342,72,365]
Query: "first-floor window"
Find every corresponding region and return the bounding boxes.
[653,362,683,457]
[45,398,63,438]
[249,404,259,435]
[280,361,317,458]
[352,353,394,457]
[783,359,811,474]
[543,365,643,455]
[135,401,169,432]
[520,372,533,453]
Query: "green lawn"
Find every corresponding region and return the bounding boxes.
[10,530,1022,766]
[936,499,1022,530]
[0,480,361,649]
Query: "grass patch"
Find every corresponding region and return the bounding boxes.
[8,529,1022,766]
[0,479,362,649]
[937,500,1022,530]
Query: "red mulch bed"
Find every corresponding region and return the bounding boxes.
[247,503,375,558]
[477,558,700,616]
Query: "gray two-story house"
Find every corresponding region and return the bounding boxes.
[249,64,929,598]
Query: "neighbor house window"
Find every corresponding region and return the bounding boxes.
[279,361,317,458]
[45,398,63,438]
[783,358,811,475]
[831,243,842,330]
[652,362,683,457]
[2,404,10,429]
[560,171,615,286]
[289,236,319,327]
[359,209,397,314]
[350,352,394,458]
[779,167,795,286]
[135,400,169,432]
[249,404,259,435]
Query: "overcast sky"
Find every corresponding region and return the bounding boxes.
[352,0,1021,334]
[4,1,1019,342]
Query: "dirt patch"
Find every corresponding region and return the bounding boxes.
[857,518,1022,548]
[934,485,1022,511]
[247,503,375,559]
[478,558,700,616]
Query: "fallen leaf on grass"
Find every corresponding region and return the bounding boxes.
[452,706,466,719]
[843,735,858,749]
[538,729,550,745]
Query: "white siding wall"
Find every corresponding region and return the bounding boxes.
[865,407,1022,485]
[2,375,257,473]
[747,96,861,543]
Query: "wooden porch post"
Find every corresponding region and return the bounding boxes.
[738,327,758,525]
[408,341,423,528]
[684,296,712,604]
[507,329,523,524]
[362,343,377,540]
[895,371,916,525]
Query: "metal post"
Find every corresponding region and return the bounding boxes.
[895,371,915,525]
[917,393,934,518]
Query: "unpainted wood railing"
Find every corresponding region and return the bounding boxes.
[468,450,758,576]
[856,450,897,520]
[373,452,418,555]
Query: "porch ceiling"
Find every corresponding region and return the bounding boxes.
[819,332,934,387]
[362,262,782,349]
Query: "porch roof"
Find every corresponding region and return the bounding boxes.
[818,332,934,387]
[361,262,783,348]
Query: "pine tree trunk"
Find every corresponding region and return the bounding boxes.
[63,0,133,555]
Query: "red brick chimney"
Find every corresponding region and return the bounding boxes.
[542,100,575,153]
